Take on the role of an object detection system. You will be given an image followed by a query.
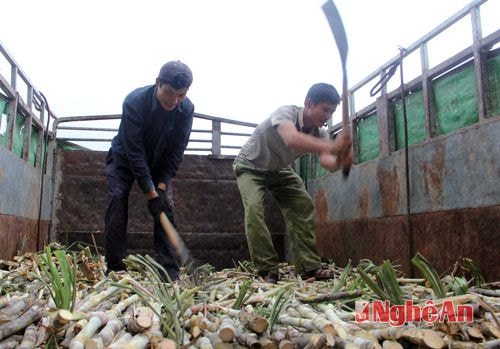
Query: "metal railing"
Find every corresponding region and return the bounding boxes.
[53,112,257,156]
[0,41,58,169]
[329,0,499,159]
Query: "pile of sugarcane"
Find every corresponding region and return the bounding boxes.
[0,244,499,349]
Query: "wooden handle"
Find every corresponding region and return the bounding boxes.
[159,212,189,265]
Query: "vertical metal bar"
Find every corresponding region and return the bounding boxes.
[35,103,45,168]
[377,96,395,157]
[27,85,33,111]
[377,69,395,157]
[5,93,18,152]
[211,119,221,155]
[22,113,33,161]
[348,91,358,163]
[420,42,437,139]
[351,117,359,165]
[471,6,487,121]
[10,65,17,91]
[399,48,414,277]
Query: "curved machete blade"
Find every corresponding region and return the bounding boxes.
[322,0,352,178]
[322,0,348,66]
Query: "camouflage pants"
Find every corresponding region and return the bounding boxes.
[233,158,321,274]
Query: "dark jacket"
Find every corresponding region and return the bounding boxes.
[110,85,194,193]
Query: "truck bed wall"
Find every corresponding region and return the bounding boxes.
[0,148,51,259]
[310,117,500,280]
[52,153,286,269]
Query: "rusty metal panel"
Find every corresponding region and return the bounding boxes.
[0,214,49,260]
[310,118,500,220]
[311,118,500,280]
[315,206,499,281]
[0,147,53,220]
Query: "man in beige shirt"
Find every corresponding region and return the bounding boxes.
[234,83,352,283]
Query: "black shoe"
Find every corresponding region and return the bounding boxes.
[257,270,279,284]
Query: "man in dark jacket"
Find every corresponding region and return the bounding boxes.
[105,60,194,280]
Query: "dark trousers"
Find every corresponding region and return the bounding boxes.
[104,155,180,280]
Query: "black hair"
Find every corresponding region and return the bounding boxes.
[159,73,192,89]
[306,83,340,105]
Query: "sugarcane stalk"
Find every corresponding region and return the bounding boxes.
[69,312,109,349]
[294,304,335,335]
[291,333,326,349]
[35,316,51,347]
[259,337,277,349]
[333,336,362,349]
[277,314,316,331]
[317,303,380,345]
[199,316,218,333]
[245,286,290,306]
[237,309,269,334]
[300,290,363,304]
[467,325,485,339]
[146,302,163,348]
[278,339,294,349]
[61,319,88,347]
[0,304,43,341]
[218,316,236,342]
[123,333,149,349]
[479,339,500,349]
[86,319,124,349]
[445,340,480,349]
[18,324,37,349]
[106,330,133,349]
[127,306,153,333]
[479,322,500,339]
[158,338,177,349]
[381,339,403,349]
[0,295,33,320]
[370,327,444,349]
[204,331,223,348]
[76,279,129,313]
[346,334,382,349]
[197,336,214,349]
[54,308,74,329]
[0,335,21,349]
[237,332,260,349]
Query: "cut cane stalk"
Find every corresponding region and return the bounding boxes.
[69,312,109,349]
[127,306,153,334]
[0,295,33,320]
[34,316,50,347]
[86,319,124,349]
[370,327,444,349]
[259,336,277,349]
[300,290,363,304]
[18,324,38,349]
[317,303,379,345]
[77,279,129,313]
[123,333,149,349]
[294,304,336,335]
[197,336,214,349]
[61,319,88,347]
[218,316,236,342]
[381,339,403,349]
[158,338,177,349]
[237,332,260,349]
[106,330,133,349]
[238,309,269,334]
[0,305,43,341]
[0,335,22,349]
